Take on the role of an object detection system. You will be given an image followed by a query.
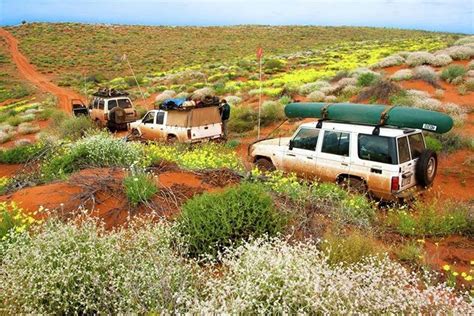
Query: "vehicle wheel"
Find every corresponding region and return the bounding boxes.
[255,158,275,172]
[339,177,367,195]
[167,135,177,143]
[415,149,437,187]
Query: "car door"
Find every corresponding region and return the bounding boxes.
[139,111,156,139]
[398,134,423,190]
[282,127,320,177]
[315,130,351,182]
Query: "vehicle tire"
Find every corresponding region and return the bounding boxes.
[339,177,367,195]
[415,149,437,187]
[255,158,275,172]
[167,135,177,143]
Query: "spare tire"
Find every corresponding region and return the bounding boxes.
[415,149,437,187]
[109,107,126,124]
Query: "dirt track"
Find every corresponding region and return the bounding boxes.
[0,28,84,112]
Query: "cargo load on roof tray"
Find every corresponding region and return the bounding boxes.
[284,102,453,134]
[159,95,220,111]
[92,88,129,98]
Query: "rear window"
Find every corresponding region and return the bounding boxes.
[321,131,350,156]
[397,136,411,163]
[408,133,425,159]
[358,134,397,164]
[118,98,132,109]
[108,100,118,110]
[98,99,104,110]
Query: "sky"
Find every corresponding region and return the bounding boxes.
[1,0,473,34]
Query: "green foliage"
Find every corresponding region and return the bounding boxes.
[395,241,424,265]
[123,171,158,207]
[261,101,285,126]
[440,65,466,83]
[357,72,378,87]
[430,132,472,153]
[50,115,96,140]
[425,135,443,152]
[386,202,472,237]
[0,143,45,164]
[322,231,382,265]
[228,105,257,133]
[264,59,285,73]
[178,182,286,258]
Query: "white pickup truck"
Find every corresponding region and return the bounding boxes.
[128,106,223,143]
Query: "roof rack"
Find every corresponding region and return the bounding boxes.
[92,88,129,98]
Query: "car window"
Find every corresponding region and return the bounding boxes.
[142,112,155,124]
[93,98,98,109]
[291,128,319,151]
[156,112,165,125]
[397,136,411,163]
[118,98,132,109]
[358,134,397,164]
[408,133,425,159]
[108,100,118,110]
[321,131,350,156]
[98,99,104,110]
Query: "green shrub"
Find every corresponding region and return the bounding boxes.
[178,182,286,258]
[228,106,256,133]
[357,72,378,87]
[0,143,45,164]
[431,132,471,153]
[6,115,25,127]
[51,115,96,140]
[395,241,424,265]
[322,231,382,265]
[264,59,284,72]
[261,101,285,126]
[425,135,443,152]
[0,218,198,314]
[123,172,158,207]
[386,202,472,237]
[440,65,466,83]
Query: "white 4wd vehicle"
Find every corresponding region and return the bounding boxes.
[129,106,223,143]
[249,121,437,200]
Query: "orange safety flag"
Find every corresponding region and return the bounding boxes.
[256,47,263,60]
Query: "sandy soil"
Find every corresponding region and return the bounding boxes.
[0,28,84,112]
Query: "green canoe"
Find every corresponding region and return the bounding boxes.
[284,102,453,134]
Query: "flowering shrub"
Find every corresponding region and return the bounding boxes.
[41,132,144,180]
[0,218,199,314]
[0,142,45,164]
[145,142,242,171]
[178,182,286,258]
[195,238,473,314]
[406,51,435,66]
[372,54,405,68]
[431,54,453,67]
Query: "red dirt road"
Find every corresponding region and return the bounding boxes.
[0,28,84,112]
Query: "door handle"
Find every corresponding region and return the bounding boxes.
[287,154,296,157]
[341,162,348,166]
[306,156,313,160]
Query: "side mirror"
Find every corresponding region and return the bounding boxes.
[289,140,294,150]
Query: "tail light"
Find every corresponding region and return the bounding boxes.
[391,176,399,192]
[187,129,192,139]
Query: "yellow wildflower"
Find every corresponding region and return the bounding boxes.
[416,239,425,244]
[465,275,473,282]
[452,272,459,276]
[442,265,450,271]
[461,272,467,277]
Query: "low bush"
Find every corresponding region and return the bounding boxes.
[356,80,401,103]
[431,132,472,153]
[197,238,472,314]
[308,90,325,101]
[395,241,424,265]
[228,105,257,133]
[50,115,96,140]
[372,54,405,68]
[17,122,40,135]
[0,131,13,144]
[413,66,439,86]
[406,52,435,66]
[0,143,45,164]
[390,69,413,81]
[299,80,331,95]
[0,177,9,195]
[431,54,452,67]
[123,171,158,207]
[178,182,286,258]
[261,100,285,126]
[440,65,466,83]
[386,202,472,237]
[0,218,198,314]
[322,231,382,265]
[41,133,143,180]
[425,135,443,152]
[357,72,378,87]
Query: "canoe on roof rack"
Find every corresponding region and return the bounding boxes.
[284,102,453,134]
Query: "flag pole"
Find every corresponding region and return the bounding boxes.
[123,54,145,101]
[257,48,263,140]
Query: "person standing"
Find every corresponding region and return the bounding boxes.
[219,99,231,139]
